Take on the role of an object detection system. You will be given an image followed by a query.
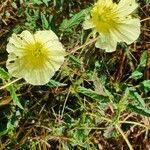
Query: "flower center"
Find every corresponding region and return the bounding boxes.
[91,3,120,33]
[32,42,43,57]
[23,42,49,68]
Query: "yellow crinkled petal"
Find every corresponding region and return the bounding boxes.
[34,30,58,44]
[95,33,118,52]
[7,55,53,85]
[112,18,140,44]
[18,30,35,44]
[117,0,138,17]
[9,31,34,47]
[24,55,65,85]
[83,16,94,30]
[7,43,25,56]
[44,40,66,56]
[24,65,54,85]
[47,56,65,70]
[7,30,35,55]
[6,53,29,78]
[97,0,113,6]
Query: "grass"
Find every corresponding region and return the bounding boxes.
[0,0,150,149]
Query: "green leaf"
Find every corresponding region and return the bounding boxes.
[7,85,23,109]
[128,87,145,107]
[77,86,108,102]
[139,51,148,67]
[47,79,67,87]
[0,120,14,137]
[41,12,49,29]
[59,7,91,32]
[128,104,150,117]
[30,0,42,5]
[11,2,17,9]
[130,71,143,80]
[68,55,81,66]
[104,88,115,103]
[141,80,150,89]
[130,51,148,80]
[140,80,150,93]
[146,0,150,4]
[42,0,50,6]
[0,67,9,80]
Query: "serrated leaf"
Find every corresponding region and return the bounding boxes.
[130,51,148,80]
[7,85,23,109]
[42,0,50,6]
[131,71,143,80]
[77,86,108,102]
[68,55,81,66]
[11,2,17,9]
[104,88,115,103]
[0,67,9,80]
[0,129,8,137]
[30,0,42,5]
[128,104,150,117]
[92,72,105,95]
[128,87,145,107]
[47,79,67,87]
[141,80,150,89]
[59,7,91,32]
[139,51,148,67]
[41,12,49,29]
[140,80,150,93]
[0,120,14,137]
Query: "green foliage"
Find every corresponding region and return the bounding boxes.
[0,119,14,137]
[41,12,49,29]
[68,55,81,66]
[130,51,148,80]
[7,85,23,109]
[41,0,50,6]
[25,9,40,31]
[77,86,107,102]
[128,87,145,107]
[30,0,50,6]
[59,7,91,32]
[145,0,150,4]
[128,104,150,117]
[0,0,149,149]
[47,79,67,87]
[140,80,150,93]
[0,67,9,80]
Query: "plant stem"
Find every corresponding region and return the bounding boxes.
[115,124,133,150]
[0,78,22,90]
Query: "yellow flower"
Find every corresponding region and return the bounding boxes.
[83,0,141,52]
[6,30,66,85]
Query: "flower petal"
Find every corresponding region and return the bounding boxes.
[47,56,65,71]
[112,18,140,44]
[6,53,62,85]
[95,33,117,52]
[34,30,58,45]
[83,16,95,30]
[97,0,113,6]
[6,53,29,78]
[18,30,35,44]
[10,31,34,46]
[44,40,66,57]
[117,0,138,17]
[7,31,35,54]
[24,66,52,85]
